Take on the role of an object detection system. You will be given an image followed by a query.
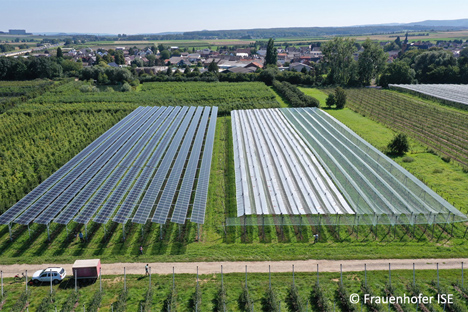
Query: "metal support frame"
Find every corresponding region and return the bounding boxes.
[28,224,31,239]
[123,224,126,241]
[47,223,50,242]
[8,223,12,242]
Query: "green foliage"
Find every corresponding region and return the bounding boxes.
[379,61,415,87]
[10,290,30,312]
[334,86,346,109]
[208,60,219,73]
[358,39,387,86]
[310,281,331,312]
[387,133,409,155]
[0,110,128,214]
[188,284,202,312]
[326,93,335,108]
[272,80,319,107]
[37,292,55,312]
[162,287,177,312]
[112,289,128,312]
[265,38,278,66]
[261,287,280,312]
[212,284,227,312]
[337,284,357,312]
[285,283,305,312]
[322,37,358,85]
[140,288,153,312]
[361,281,382,312]
[56,47,63,58]
[238,285,253,312]
[60,291,79,312]
[121,82,132,92]
[21,81,278,115]
[87,290,103,312]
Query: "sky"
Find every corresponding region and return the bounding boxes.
[1,0,468,34]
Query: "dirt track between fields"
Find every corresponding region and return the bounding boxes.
[1,258,467,277]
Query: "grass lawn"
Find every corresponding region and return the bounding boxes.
[1,269,468,311]
[299,87,329,106]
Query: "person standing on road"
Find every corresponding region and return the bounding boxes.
[145,264,149,276]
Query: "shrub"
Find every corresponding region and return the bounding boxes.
[285,283,305,312]
[387,133,409,155]
[272,80,319,107]
[79,85,92,92]
[238,285,253,312]
[261,288,280,312]
[334,87,347,109]
[212,284,227,312]
[401,156,414,163]
[121,82,132,92]
[326,93,335,108]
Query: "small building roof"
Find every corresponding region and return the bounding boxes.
[73,259,101,268]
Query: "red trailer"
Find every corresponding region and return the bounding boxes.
[72,259,101,282]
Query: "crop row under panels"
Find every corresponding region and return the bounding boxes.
[0,106,217,227]
[232,108,467,226]
[389,84,468,106]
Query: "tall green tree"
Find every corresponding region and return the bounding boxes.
[265,38,278,66]
[322,37,357,85]
[208,60,219,73]
[56,47,63,58]
[378,60,415,87]
[334,87,346,109]
[358,39,387,85]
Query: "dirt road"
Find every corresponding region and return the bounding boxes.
[1,258,467,277]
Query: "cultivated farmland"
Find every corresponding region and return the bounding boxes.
[390,84,468,108]
[0,106,217,238]
[15,81,279,114]
[332,88,468,168]
[232,108,467,226]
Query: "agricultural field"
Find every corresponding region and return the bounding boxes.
[0,80,55,112]
[390,84,468,109]
[323,88,468,168]
[1,269,468,311]
[15,81,279,115]
[1,82,468,265]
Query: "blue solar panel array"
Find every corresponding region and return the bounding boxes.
[0,107,145,225]
[171,107,211,224]
[152,106,204,224]
[56,107,168,225]
[0,105,217,228]
[113,107,188,224]
[191,107,218,224]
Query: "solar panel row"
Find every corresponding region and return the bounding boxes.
[0,107,145,225]
[14,107,155,225]
[171,107,211,224]
[56,107,170,225]
[115,107,190,224]
[191,107,218,224]
[33,107,164,225]
[152,106,204,224]
[132,106,196,224]
[91,106,181,224]
[0,105,218,229]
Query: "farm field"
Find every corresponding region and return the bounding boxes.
[13,81,279,115]
[0,83,468,265]
[0,80,55,112]
[390,84,468,109]
[1,269,468,311]
[322,87,468,168]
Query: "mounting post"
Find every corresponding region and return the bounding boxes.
[28,224,31,239]
[47,223,50,242]
[123,223,125,241]
[8,223,12,242]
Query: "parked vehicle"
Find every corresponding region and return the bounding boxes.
[72,259,101,283]
[31,267,66,285]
